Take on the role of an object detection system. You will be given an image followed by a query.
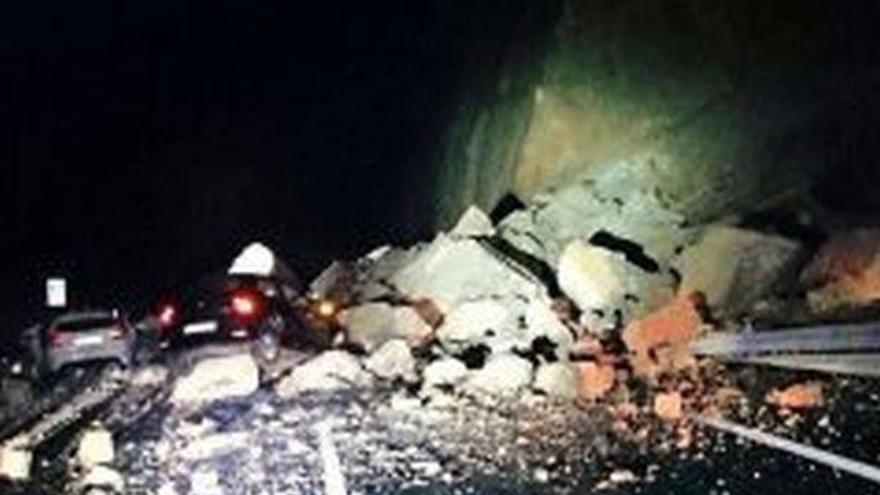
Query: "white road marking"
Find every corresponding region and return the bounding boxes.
[698,415,880,484]
[314,420,347,495]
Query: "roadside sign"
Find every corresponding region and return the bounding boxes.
[46,278,67,308]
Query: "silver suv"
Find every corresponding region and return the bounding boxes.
[26,311,135,375]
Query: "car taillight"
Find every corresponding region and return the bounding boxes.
[231,292,258,318]
[158,304,177,328]
[49,327,66,347]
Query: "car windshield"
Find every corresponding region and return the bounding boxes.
[56,316,118,332]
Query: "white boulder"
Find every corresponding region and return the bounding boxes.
[171,353,259,404]
[364,340,417,381]
[391,234,547,313]
[558,240,674,333]
[276,351,372,397]
[422,358,469,388]
[524,298,575,360]
[435,300,521,354]
[674,225,801,314]
[533,362,579,399]
[0,441,31,482]
[463,354,533,398]
[449,205,495,238]
[76,425,114,469]
[131,365,169,388]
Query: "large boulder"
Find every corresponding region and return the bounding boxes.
[800,229,880,312]
[171,353,259,404]
[532,362,579,399]
[391,233,547,313]
[674,225,802,315]
[499,166,688,268]
[558,240,675,335]
[275,351,372,397]
[435,299,524,354]
[364,340,417,381]
[622,295,703,379]
[339,303,432,352]
[449,205,495,238]
[462,354,533,398]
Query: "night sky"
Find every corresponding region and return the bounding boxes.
[2,1,488,333]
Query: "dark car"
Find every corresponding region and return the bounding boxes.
[22,310,136,376]
[152,273,337,355]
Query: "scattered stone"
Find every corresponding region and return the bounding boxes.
[171,353,259,404]
[76,424,114,469]
[608,468,639,484]
[533,467,550,483]
[0,441,31,481]
[533,362,579,399]
[463,354,533,398]
[766,382,824,410]
[190,468,222,495]
[79,465,124,493]
[675,225,802,315]
[654,392,684,420]
[179,431,250,461]
[130,365,169,388]
[364,339,417,381]
[422,358,469,389]
[577,362,616,400]
[622,295,703,378]
[276,351,373,397]
[449,205,495,238]
[389,392,422,412]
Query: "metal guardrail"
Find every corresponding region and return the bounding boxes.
[690,322,880,377]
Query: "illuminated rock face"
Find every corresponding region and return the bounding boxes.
[432,0,863,231]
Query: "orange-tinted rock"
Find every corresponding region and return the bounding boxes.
[622,295,703,378]
[570,335,603,359]
[766,382,824,410]
[654,392,684,420]
[802,229,880,311]
[713,387,746,410]
[577,362,616,400]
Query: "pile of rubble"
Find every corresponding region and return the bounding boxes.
[291,176,880,486]
[300,175,819,411]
